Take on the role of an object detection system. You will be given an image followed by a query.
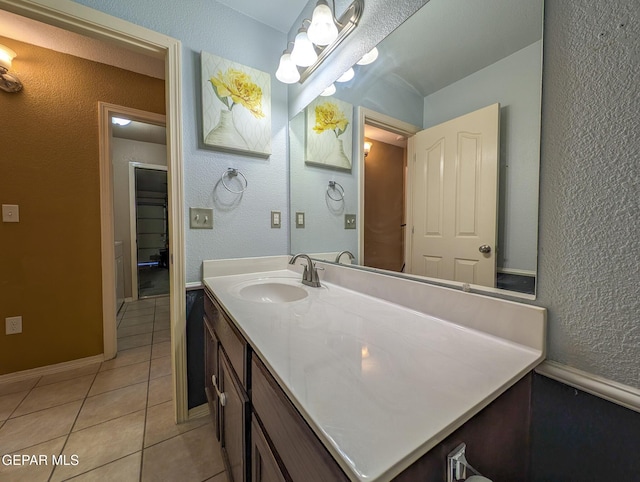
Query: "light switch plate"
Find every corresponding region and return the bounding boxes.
[2,204,19,223]
[271,211,281,228]
[345,214,356,229]
[295,212,305,228]
[6,316,22,335]
[190,208,213,229]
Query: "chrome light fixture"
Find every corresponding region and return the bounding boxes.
[276,0,364,84]
[336,67,354,83]
[363,141,372,157]
[0,44,23,93]
[356,47,378,65]
[320,83,336,96]
[275,48,301,84]
[291,28,318,67]
[307,0,339,46]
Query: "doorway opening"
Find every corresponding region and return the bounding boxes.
[132,165,169,298]
[363,124,408,273]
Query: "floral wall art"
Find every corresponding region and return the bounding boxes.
[201,51,271,156]
[305,97,353,170]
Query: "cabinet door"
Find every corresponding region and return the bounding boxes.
[251,415,287,482]
[220,351,249,482]
[204,318,220,440]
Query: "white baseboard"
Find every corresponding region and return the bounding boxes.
[0,354,105,384]
[188,403,210,420]
[536,360,640,414]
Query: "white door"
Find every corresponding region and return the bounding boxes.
[410,103,499,286]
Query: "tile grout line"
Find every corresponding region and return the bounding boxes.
[47,366,102,482]
[139,297,156,482]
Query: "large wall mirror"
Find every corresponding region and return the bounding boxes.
[289,0,543,298]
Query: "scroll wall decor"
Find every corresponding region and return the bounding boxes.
[201,51,271,156]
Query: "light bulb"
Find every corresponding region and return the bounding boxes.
[111,117,132,126]
[320,84,336,96]
[307,1,338,46]
[357,47,379,66]
[275,51,300,84]
[291,30,318,67]
[336,67,354,83]
[0,44,16,71]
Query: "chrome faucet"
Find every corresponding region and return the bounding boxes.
[289,254,321,287]
[335,250,355,264]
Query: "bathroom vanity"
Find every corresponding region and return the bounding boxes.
[202,256,545,481]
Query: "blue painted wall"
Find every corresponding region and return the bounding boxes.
[72,0,290,284]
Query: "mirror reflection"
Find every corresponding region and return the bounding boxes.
[289,0,543,296]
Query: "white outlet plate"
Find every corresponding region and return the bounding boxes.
[271,211,281,228]
[296,212,305,228]
[190,207,213,229]
[2,204,19,223]
[6,316,22,335]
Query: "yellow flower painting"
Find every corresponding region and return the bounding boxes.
[306,97,353,170]
[201,51,271,156]
[210,68,265,119]
[313,101,349,138]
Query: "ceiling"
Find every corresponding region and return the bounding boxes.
[215,0,308,33]
[360,0,543,98]
[0,9,164,79]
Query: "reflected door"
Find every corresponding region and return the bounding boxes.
[410,103,499,286]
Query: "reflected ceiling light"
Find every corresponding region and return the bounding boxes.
[0,44,23,93]
[291,28,318,67]
[357,47,379,66]
[320,83,336,96]
[363,141,372,157]
[112,117,132,126]
[307,0,338,46]
[275,49,300,84]
[336,67,354,83]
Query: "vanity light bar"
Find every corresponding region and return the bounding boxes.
[298,0,364,83]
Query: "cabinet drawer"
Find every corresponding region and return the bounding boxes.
[251,355,348,482]
[205,291,248,387]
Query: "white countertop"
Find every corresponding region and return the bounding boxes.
[203,256,545,481]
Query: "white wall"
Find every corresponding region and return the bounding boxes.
[111,137,167,298]
[423,41,542,274]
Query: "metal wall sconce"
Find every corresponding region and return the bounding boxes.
[0,44,23,93]
[276,0,365,84]
[363,141,372,157]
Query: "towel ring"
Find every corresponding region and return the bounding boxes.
[221,168,248,194]
[327,181,345,201]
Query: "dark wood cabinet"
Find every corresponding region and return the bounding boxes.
[203,315,220,440]
[250,415,287,482]
[220,351,250,482]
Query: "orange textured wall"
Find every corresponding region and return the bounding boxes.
[0,37,165,375]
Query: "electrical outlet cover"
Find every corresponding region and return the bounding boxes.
[6,316,22,335]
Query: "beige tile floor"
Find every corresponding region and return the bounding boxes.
[0,297,228,482]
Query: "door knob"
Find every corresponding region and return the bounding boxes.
[478,245,491,254]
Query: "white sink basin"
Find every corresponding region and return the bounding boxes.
[232,278,308,303]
